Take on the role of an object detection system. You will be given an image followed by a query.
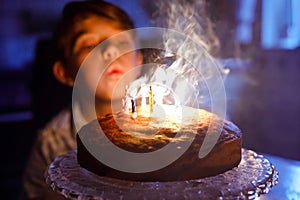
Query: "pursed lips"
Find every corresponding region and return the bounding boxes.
[107,68,124,78]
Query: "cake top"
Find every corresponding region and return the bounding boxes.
[79,105,241,153]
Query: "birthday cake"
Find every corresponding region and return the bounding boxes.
[76,105,242,181]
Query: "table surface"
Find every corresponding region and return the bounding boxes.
[258,153,300,200]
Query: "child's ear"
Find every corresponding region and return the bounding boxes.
[52,61,74,87]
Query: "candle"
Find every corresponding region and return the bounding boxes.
[141,96,146,106]
[149,83,153,112]
[123,85,130,114]
[131,98,137,118]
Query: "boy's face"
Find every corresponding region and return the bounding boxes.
[64,15,142,102]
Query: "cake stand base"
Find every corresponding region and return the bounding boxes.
[46,148,278,200]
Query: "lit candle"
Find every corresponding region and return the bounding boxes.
[141,95,146,106]
[123,86,130,114]
[149,83,153,112]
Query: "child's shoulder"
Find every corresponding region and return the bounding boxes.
[43,107,72,131]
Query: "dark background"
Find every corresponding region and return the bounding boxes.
[1,0,300,199]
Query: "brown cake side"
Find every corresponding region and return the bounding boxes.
[77,105,242,181]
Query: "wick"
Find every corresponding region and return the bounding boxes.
[131,98,137,119]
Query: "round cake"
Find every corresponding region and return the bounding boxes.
[77,105,242,181]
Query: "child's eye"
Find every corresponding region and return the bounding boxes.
[78,44,97,54]
[85,44,97,50]
[117,41,130,47]
[116,41,133,51]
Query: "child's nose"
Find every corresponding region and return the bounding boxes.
[103,44,120,61]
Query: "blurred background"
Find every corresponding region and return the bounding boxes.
[0,0,300,199]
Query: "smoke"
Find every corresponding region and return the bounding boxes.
[126,0,229,110]
[153,0,220,55]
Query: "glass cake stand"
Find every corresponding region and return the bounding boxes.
[45,148,278,200]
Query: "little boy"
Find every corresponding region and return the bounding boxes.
[20,1,142,199]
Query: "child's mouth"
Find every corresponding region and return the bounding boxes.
[107,69,123,77]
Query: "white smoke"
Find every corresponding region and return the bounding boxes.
[126,0,229,110]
